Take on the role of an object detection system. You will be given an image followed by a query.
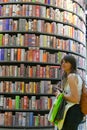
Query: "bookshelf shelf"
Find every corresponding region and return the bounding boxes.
[0,0,86,129]
[0,109,50,113]
[0,16,85,34]
[0,77,61,82]
[0,92,55,96]
[0,2,85,24]
[0,61,60,66]
[0,31,85,47]
[0,126,54,129]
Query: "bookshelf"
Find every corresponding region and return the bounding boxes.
[0,0,86,130]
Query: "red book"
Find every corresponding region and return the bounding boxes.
[24,34,28,46]
[9,5,12,16]
[29,66,33,77]
[32,5,35,16]
[36,65,40,77]
[22,5,26,16]
[35,48,40,62]
[23,96,28,109]
[35,5,40,17]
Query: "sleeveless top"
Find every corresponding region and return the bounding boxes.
[63,73,83,105]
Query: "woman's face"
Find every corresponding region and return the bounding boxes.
[61,60,72,72]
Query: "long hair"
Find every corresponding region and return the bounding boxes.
[61,55,77,87]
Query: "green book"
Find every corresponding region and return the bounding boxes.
[0,34,3,46]
[32,0,36,2]
[35,116,39,126]
[15,96,20,109]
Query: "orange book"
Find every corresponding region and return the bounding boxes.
[28,49,33,61]
[20,82,24,93]
[17,49,21,61]
[46,66,50,78]
[43,51,47,62]
[46,8,50,18]
[48,98,52,109]
[8,98,12,109]
[32,82,36,93]
[3,0,8,2]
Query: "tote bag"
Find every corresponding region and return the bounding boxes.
[48,93,64,123]
[54,97,66,125]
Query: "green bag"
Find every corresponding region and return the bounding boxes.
[54,98,66,125]
[48,93,64,123]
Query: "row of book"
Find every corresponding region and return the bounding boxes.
[0,112,52,127]
[0,95,55,110]
[0,4,85,31]
[0,64,86,78]
[0,0,85,19]
[0,65,62,78]
[0,48,65,62]
[0,46,86,65]
[0,81,53,94]
[0,19,85,43]
[0,34,86,50]
[0,33,86,51]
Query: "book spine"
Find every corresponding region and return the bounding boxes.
[0,34,3,46]
[29,112,33,126]
[15,96,20,109]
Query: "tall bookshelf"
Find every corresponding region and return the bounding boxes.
[0,0,86,130]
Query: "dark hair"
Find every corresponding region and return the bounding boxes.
[61,55,77,73]
[61,55,77,83]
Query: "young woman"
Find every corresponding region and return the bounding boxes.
[55,55,84,130]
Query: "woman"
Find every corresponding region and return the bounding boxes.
[55,55,84,130]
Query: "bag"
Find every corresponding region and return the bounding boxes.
[80,80,87,115]
[54,98,66,125]
[48,93,65,123]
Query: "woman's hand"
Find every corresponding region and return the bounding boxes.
[54,89,61,97]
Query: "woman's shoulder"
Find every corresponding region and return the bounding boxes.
[68,73,77,79]
[68,73,82,83]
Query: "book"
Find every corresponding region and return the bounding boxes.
[15,96,20,109]
[29,112,34,126]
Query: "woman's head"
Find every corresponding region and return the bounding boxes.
[61,55,77,74]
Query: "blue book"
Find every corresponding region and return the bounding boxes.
[0,49,1,61]
[29,112,33,126]
[0,6,2,16]
[1,49,4,61]
[48,0,50,4]
[5,19,9,31]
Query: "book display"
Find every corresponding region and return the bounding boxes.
[0,0,86,129]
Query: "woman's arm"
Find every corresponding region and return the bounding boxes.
[64,74,79,103]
